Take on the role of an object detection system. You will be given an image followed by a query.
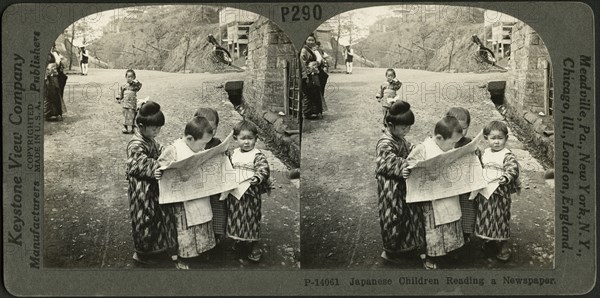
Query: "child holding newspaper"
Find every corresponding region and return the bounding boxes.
[157,116,217,269]
[375,101,425,264]
[403,116,466,269]
[474,120,521,261]
[225,120,271,262]
[194,108,228,243]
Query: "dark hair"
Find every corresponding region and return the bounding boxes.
[194,108,219,126]
[385,68,396,77]
[233,120,258,137]
[446,107,471,125]
[434,116,463,139]
[306,33,317,43]
[185,116,213,140]
[125,69,136,79]
[483,120,508,137]
[136,101,165,127]
[386,100,415,126]
[315,41,321,46]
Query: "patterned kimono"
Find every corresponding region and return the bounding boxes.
[475,148,520,240]
[226,148,271,241]
[126,132,176,255]
[300,45,323,117]
[376,79,403,126]
[205,137,227,236]
[456,137,477,234]
[408,138,464,257]
[375,130,425,253]
[158,138,216,258]
[120,80,142,126]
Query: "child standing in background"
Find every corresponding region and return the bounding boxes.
[376,69,403,129]
[404,116,465,269]
[117,69,143,134]
[126,101,176,265]
[375,101,424,263]
[446,107,477,242]
[194,108,227,242]
[475,121,521,261]
[158,116,217,269]
[226,120,271,262]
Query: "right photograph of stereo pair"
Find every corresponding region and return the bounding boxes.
[300,4,556,270]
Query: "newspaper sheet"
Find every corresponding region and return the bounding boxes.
[406,131,488,203]
[158,132,239,204]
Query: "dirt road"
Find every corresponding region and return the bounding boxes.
[44,69,299,269]
[300,68,554,269]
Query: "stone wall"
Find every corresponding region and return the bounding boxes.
[503,21,554,165]
[505,21,551,114]
[233,17,300,168]
[244,17,296,113]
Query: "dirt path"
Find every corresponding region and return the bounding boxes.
[44,69,299,269]
[300,68,554,269]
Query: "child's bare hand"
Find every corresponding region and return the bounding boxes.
[401,168,411,179]
[154,169,163,180]
[249,177,259,185]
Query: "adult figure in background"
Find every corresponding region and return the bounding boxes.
[314,41,329,111]
[79,46,89,75]
[44,45,67,121]
[49,45,68,100]
[299,34,323,119]
[344,45,354,74]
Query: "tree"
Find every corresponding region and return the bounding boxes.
[63,17,93,70]
[331,13,359,69]
[417,24,435,66]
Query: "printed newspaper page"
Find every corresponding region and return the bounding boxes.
[406,131,488,203]
[158,132,239,204]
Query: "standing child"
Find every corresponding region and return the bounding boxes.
[475,121,520,261]
[375,69,403,129]
[375,101,425,263]
[446,107,477,241]
[126,101,176,265]
[194,108,227,242]
[158,116,217,269]
[117,69,143,134]
[227,120,271,262]
[405,116,465,269]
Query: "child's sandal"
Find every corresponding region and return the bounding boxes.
[247,247,262,262]
[420,254,437,270]
[380,251,403,264]
[132,252,156,265]
[496,249,511,262]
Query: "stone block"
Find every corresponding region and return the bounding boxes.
[523,111,538,124]
[530,32,540,45]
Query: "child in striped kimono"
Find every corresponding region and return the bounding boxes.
[226,120,271,262]
[475,121,521,261]
[446,107,478,242]
[194,108,227,243]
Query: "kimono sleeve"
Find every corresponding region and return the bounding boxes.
[252,152,270,185]
[131,80,142,92]
[376,83,384,99]
[126,140,161,179]
[502,152,520,184]
[299,48,312,79]
[375,138,408,179]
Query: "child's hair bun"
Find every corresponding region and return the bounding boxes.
[389,100,411,115]
[139,101,160,116]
